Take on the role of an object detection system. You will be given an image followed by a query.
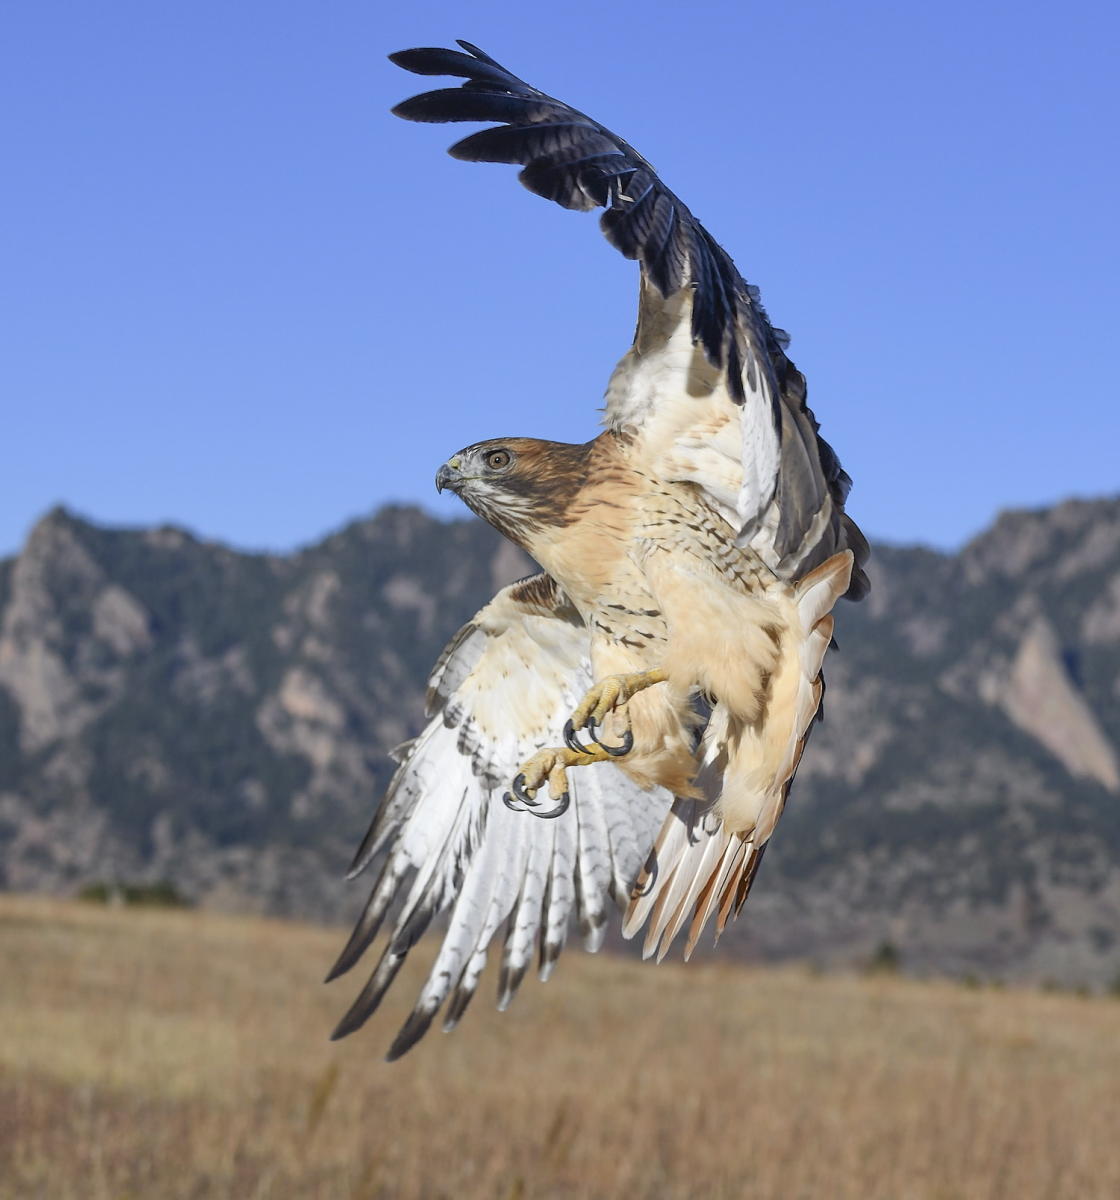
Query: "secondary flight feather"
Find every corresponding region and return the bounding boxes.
[328,40,869,1058]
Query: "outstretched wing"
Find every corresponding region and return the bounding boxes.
[328,573,671,1059]
[389,40,868,598]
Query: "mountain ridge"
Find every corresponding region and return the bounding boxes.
[1,495,1117,985]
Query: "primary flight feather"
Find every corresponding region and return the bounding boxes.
[328,40,870,1058]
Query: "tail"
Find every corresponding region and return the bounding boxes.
[622,550,853,960]
[621,797,764,961]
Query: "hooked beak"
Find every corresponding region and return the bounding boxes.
[435,458,463,494]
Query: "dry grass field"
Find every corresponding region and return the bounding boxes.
[1,894,1118,1199]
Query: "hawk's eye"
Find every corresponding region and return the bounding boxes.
[484,449,512,471]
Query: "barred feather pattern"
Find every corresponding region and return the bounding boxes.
[327,574,671,1059]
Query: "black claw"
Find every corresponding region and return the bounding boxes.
[605,727,634,756]
[502,790,525,813]
[528,791,570,819]
[563,719,587,754]
[584,716,608,752]
[509,772,541,808]
[587,718,634,757]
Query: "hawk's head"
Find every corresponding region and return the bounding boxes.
[435,437,591,549]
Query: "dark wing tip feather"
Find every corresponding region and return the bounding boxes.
[497,960,529,1010]
[538,936,567,980]
[455,39,500,64]
[442,976,479,1031]
[841,515,872,601]
[345,824,379,880]
[385,1005,439,1062]
[323,952,351,986]
[324,933,369,986]
[389,41,786,403]
[388,46,523,89]
[330,947,408,1040]
[324,874,400,982]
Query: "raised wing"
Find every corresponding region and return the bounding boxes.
[389,40,868,599]
[389,40,776,406]
[327,573,671,1059]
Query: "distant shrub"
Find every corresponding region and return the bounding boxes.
[124,881,190,907]
[867,941,901,974]
[77,879,190,908]
[77,882,109,904]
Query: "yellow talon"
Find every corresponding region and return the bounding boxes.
[504,743,617,817]
[569,672,662,744]
[517,744,613,799]
[506,671,671,819]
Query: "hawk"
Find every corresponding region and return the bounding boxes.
[328,41,869,1059]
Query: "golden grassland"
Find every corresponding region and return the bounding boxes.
[2,895,1119,1199]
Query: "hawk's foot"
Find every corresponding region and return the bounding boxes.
[563,668,669,757]
[503,744,615,820]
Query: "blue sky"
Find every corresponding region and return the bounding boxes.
[2,0,1117,558]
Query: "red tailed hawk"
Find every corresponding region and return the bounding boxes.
[329,41,869,1059]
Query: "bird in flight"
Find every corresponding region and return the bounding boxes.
[328,40,869,1059]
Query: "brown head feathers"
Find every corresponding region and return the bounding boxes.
[438,436,595,547]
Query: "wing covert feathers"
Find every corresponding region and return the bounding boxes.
[329,573,671,1058]
[623,552,854,959]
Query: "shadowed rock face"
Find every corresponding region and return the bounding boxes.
[997,616,1119,792]
[1,496,1119,985]
[0,516,151,752]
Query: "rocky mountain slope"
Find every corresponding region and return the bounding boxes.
[1,498,1117,985]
